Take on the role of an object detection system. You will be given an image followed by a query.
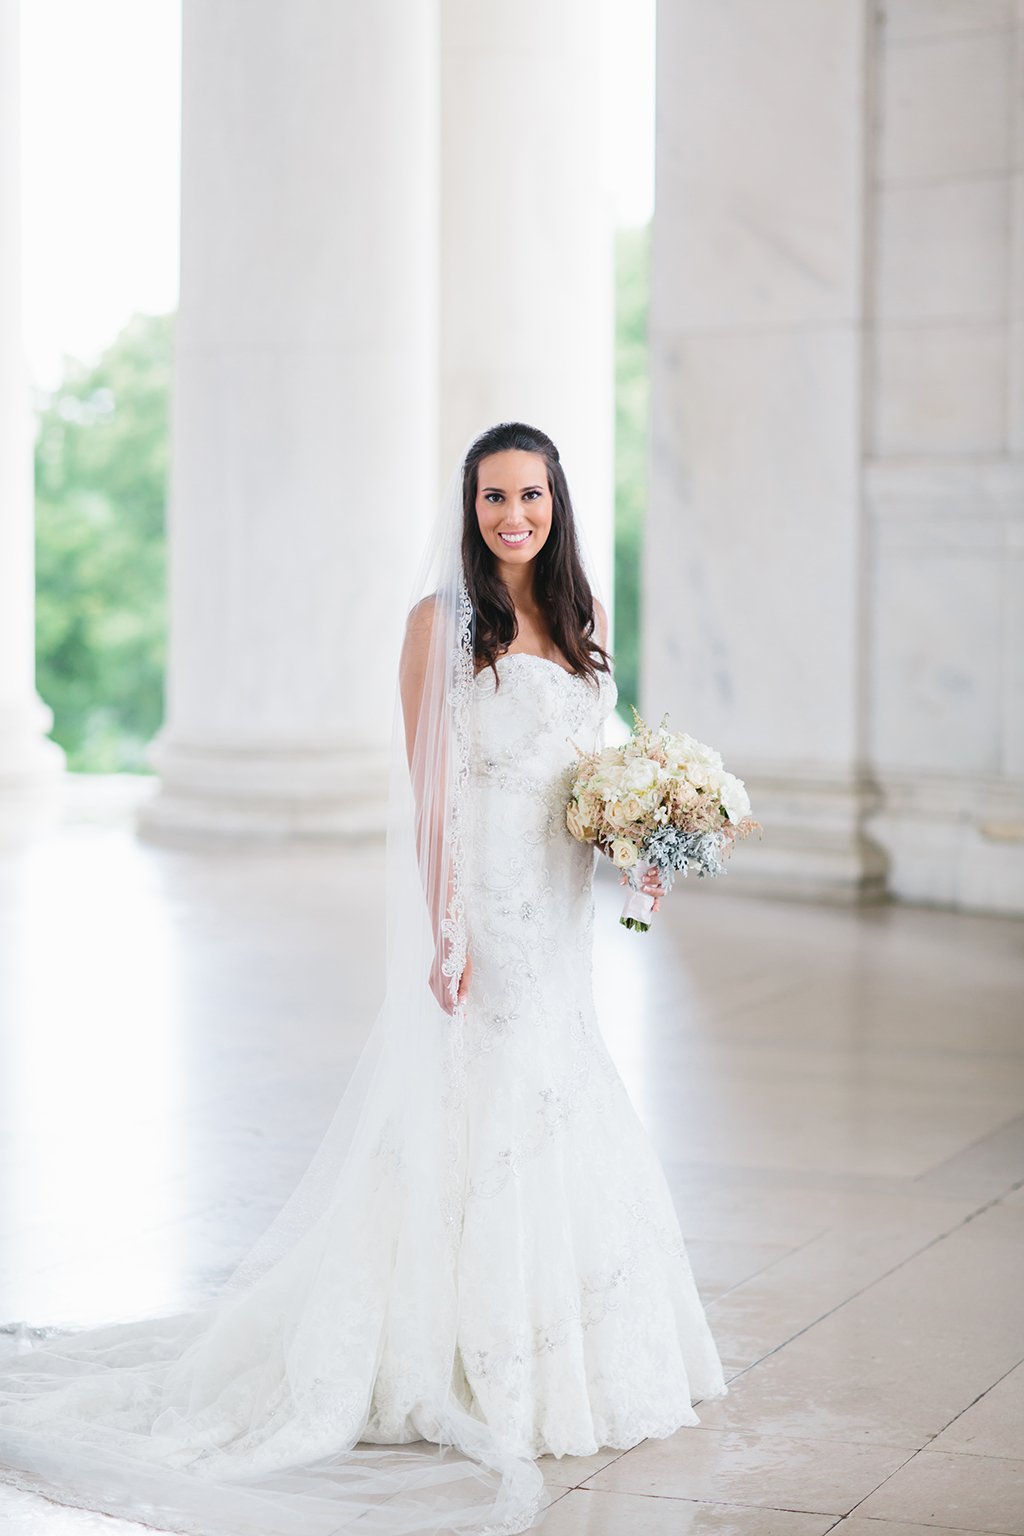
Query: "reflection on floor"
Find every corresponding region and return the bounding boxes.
[1,800,1022,1534]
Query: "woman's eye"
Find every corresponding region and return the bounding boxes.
[485,492,503,503]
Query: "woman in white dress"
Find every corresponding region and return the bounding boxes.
[0,422,726,1535]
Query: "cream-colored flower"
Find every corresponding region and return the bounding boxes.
[604,798,629,831]
[566,803,590,841]
[610,837,640,868]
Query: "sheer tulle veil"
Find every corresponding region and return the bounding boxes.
[0,428,594,1535]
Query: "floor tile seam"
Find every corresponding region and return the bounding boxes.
[955,1187,1024,1237]
[561,1443,634,1488]
[839,1443,928,1523]
[710,1191,1012,1384]
[706,1179,1019,1376]
[684,1424,923,1454]
[832,1519,996,1534]
[910,1111,1024,1187]
[703,1226,831,1306]
[573,1481,843,1515]
[911,1443,1024,1465]
[924,1356,1024,1453]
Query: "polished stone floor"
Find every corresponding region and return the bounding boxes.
[1,787,1022,1533]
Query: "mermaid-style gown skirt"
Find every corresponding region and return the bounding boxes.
[0,651,727,1534]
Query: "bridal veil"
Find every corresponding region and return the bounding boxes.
[0,432,567,1535]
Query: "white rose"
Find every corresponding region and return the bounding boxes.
[666,731,723,773]
[597,766,626,800]
[720,772,751,823]
[695,744,724,771]
[623,758,658,795]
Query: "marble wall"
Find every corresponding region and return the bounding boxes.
[646,0,1023,914]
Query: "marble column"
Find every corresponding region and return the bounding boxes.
[140,0,438,844]
[439,0,615,607]
[0,0,64,836]
[861,0,1024,916]
[646,0,886,903]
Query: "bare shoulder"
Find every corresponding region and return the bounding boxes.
[406,591,439,631]
[403,592,440,654]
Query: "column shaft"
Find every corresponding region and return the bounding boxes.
[0,0,64,835]
[141,0,438,843]
[439,0,614,603]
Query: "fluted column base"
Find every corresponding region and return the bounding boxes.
[721,766,889,905]
[0,696,66,836]
[137,733,391,846]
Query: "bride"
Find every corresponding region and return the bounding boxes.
[0,422,727,1535]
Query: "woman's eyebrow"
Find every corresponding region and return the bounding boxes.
[481,485,544,493]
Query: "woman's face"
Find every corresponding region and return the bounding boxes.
[474,449,553,568]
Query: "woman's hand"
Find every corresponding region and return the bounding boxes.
[619,865,666,913]
[429,946,473,1013]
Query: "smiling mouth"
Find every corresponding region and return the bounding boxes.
[498,530,532,546]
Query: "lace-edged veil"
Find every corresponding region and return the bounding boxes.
[0,432,549,1535]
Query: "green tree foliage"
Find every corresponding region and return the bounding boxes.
[35,312,172,771]
[613,221,650,719]
[32,270,646,769]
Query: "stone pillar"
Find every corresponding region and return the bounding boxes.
[0,0,64,835]
[140,0,438,844]
[862,0,1024,915]
[439,0,615,605]
[646,0,886,902]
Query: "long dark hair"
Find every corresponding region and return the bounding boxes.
[461,421,611,686]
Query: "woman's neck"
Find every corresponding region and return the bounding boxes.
[499,562,538,614]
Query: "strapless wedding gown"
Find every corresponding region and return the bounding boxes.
[0,651,726,1534]
[438,652,727,1454]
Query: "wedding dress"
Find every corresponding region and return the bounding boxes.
[440,651,727,1457]
[0,436,727,1535]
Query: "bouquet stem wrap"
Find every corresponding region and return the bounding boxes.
[620,859,658,932]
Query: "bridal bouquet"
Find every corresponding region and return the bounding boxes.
[566,708,761,932]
